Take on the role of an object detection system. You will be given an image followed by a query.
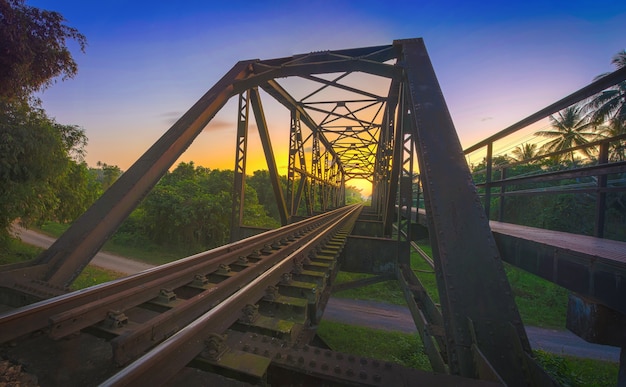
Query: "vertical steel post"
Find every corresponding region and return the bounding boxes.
[484,143,493,219]
[311,132,321,213]
[230,91,250,242]
[499,167,507,222]
[595,141,609,238]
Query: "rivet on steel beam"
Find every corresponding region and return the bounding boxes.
[346,369,354,377]
[334,366,341,374]
[309,360,316,368]
[321,363,329,371]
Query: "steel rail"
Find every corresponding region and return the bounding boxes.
[101,204,362,386]
[108,211,346,365]
[0,206,355,344]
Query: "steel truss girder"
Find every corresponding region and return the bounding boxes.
[397,38,536,385]
[24,61,255,287]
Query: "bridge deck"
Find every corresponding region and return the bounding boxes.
[415,208,626,315]
[490,221,626,265]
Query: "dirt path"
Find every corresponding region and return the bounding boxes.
[11,226,154,274]
[10,228,620,363]
[324,298,620,362]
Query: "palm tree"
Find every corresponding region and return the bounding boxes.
[587,50,626,128]
[597,119,626,161]
[535,106,596,163]
[511,143,538,162]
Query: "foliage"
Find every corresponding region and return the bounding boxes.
[0,233,40,265]
[247,170,285,223]
[94,161,123,191]
[535,106,597,163]
[0,100,92,238]
[344,185,364,204]
[587,50,626,130]
[114,163,278,252]
[0,1,90,247]
[512,142,538,162]
[0,0,86,101]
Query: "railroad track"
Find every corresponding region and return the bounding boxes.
[1,205,366,385]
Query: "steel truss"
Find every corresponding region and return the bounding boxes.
[0,38,571,385]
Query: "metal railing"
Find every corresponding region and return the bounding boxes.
[464,66,626,240]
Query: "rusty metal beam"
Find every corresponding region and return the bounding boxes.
[32,61,254,287]
[249,87,289,226]
[230,91,250,242]
[464,65,626,154]
[397,38,533,384]
[259,80,345,174]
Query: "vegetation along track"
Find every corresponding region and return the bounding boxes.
[1,205,364,385]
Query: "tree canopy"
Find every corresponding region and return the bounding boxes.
[0,1,89,245]
[0,0,86,101]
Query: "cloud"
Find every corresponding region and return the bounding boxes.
[203,119,235,132]
[480,117,493,122]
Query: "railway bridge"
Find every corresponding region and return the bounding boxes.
[1,38,625,386]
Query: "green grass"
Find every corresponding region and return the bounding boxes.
[332,272,406,305]
[37,221,197,265]
[317,320,432,371]
[534,350,618,387]
[505,263,568,329]
[70,266,125,290]
[0,237,42,266]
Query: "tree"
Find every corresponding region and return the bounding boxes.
[0,1,87,244]
[535,106,596,163]
[344,185,363,204]
[95,161,123,191]
[511,143,538,162]
[597,120,626,161]
[0,0,86,101]
[587,50,626,130]
[0,100,88,232]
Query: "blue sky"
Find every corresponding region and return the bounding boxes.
[30,1,626,190]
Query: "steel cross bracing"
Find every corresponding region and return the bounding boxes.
[0,38,580,386]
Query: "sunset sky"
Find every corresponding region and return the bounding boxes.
[30,1,626,195]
